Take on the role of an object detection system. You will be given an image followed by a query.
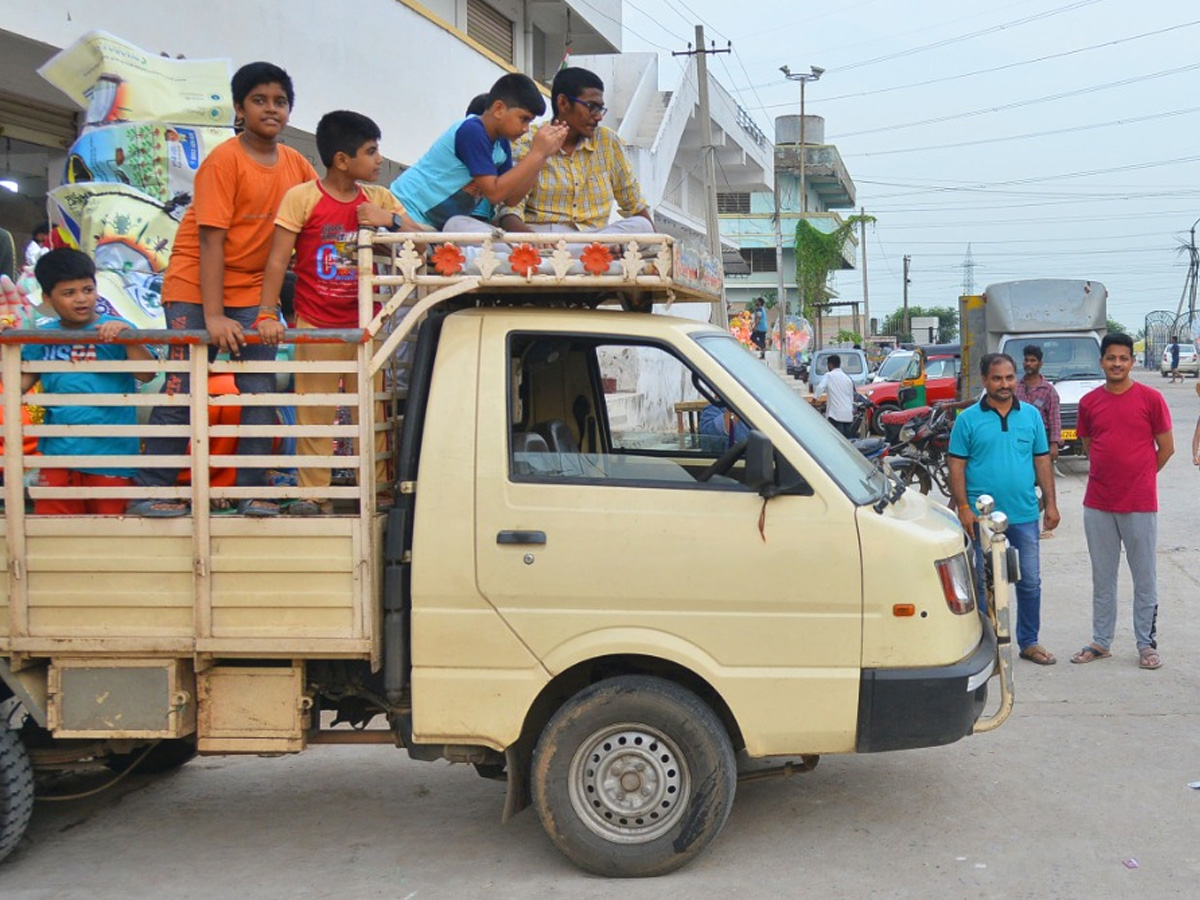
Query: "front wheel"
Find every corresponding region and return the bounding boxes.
[0,720,34,864]
[890,458,932,494]
[531,675,736,877]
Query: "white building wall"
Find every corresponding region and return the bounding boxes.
[16,0,529,166]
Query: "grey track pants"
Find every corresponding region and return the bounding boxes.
[1083,507,1159,650]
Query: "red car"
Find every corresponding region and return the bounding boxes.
[860,350,960,434]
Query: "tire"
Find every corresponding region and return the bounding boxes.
[869,402,899,436]
[0,721,34,864]
[105,737,197,775]
[890,458,932,494]
[531,675,736,878]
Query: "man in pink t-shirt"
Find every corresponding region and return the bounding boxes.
[1071,333,1173,670]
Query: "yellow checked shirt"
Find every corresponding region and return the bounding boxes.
[498,124,648,230]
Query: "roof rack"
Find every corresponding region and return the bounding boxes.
[356,229,724,378]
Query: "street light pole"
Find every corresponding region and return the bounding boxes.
[780,64,823,348]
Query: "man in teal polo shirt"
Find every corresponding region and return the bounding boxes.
[948,352,1060,665]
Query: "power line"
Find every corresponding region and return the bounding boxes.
[842,106,1200,158]
[822,0,1107,74]
[830,60,1200,140]
[783,19,1200,105]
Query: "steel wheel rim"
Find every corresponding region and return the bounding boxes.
[567,723,690,844]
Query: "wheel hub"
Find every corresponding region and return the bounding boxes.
[568,725,689,843]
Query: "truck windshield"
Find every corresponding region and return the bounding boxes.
[694,333,881,505]
[999,336,1102,381]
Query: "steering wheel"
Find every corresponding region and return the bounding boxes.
[697,437,748,482]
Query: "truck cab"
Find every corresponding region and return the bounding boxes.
[0,231,1013,876]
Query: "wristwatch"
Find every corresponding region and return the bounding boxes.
[391,213,404,232]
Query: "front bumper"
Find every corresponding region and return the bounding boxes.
[855,617,997,753]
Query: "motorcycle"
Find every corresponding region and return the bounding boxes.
[879,403,957,495]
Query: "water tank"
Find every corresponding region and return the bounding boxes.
[775,115,825,144]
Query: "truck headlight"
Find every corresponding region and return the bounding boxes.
[935,553,976,615]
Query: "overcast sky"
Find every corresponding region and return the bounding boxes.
[618,0,1200,332]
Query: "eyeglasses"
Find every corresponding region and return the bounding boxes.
[568,96,608,116]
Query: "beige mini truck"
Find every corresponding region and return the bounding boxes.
[0,232,1013,876]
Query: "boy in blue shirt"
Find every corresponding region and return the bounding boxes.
[19,248,153,514]
[391,73,567,229]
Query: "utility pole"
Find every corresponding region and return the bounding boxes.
[675,27,731,328]
[779,64,823,351]
[1175,216,1200,332]
[902,254,912,339]
[860,206,870,338]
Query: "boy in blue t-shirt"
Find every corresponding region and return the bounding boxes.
[391,73,567,229]
[19,248,153,514]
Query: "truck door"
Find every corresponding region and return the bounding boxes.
[472,323,864,755]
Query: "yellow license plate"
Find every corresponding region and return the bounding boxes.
[1061,428,1077,441]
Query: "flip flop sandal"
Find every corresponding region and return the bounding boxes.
[1139,648,1163,670]
[1020,645,1057,665]
[237,499,280,517]
[1070,644,1111,664]
[126,499,190,518]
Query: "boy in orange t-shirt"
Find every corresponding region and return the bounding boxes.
[130,61,317,518]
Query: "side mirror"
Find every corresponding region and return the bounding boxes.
[744,430,776,494]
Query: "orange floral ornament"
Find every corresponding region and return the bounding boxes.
[581,242,614,275]
[431,243,466,276]
[508,243,541,276]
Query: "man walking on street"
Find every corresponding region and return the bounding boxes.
[817,354,856,437]
[1071,332,1173,670]
[751,298,768,358]
[948,353,1059,665]
[1169,337,1182,383]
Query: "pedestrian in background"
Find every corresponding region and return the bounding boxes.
[1072,333,1173,670]
[817,353,856,437]
[1168,336,1182,383]
[750,298,768,358]
[1015,344,1061,462]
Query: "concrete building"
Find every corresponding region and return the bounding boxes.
[0,0,621,237]
[719,114,858,342]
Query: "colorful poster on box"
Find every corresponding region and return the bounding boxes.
[66,122,232,203]
[37,30,234,128]
[45,182,177,328]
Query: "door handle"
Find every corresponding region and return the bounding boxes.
[497,530,546,545]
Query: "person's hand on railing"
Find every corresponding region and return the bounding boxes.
[257,316,285,347]
[206,313,246,355]
[96,319,132,342]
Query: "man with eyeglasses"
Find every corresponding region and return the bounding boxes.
[495,67,654,238]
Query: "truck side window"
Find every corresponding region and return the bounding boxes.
[508,335,757,491]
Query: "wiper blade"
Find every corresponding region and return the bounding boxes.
[1053,371,1103,380]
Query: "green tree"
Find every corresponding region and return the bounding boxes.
[836,329,863,345]
[879,306,958,343]
[1106,318,1128,335]
[794,214,875,321]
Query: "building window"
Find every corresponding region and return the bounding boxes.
[744,248,777,273]
[717,192,750,214]
[467,0,516,64]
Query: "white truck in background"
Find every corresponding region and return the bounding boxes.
[960,279,1107,457]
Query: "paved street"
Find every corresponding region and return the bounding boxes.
[3,369,1199,899]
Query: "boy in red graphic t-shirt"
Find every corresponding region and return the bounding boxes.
[259,110,422,515]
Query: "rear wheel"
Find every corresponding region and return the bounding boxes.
[869,402,900,436]
[0,720,34,864]
[531,675,736,877]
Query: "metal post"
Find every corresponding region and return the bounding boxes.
[692,25,729,328]
[860,206,870,338]
[903,254,911,339]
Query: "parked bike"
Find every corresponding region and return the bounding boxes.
[879,402,958,495]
